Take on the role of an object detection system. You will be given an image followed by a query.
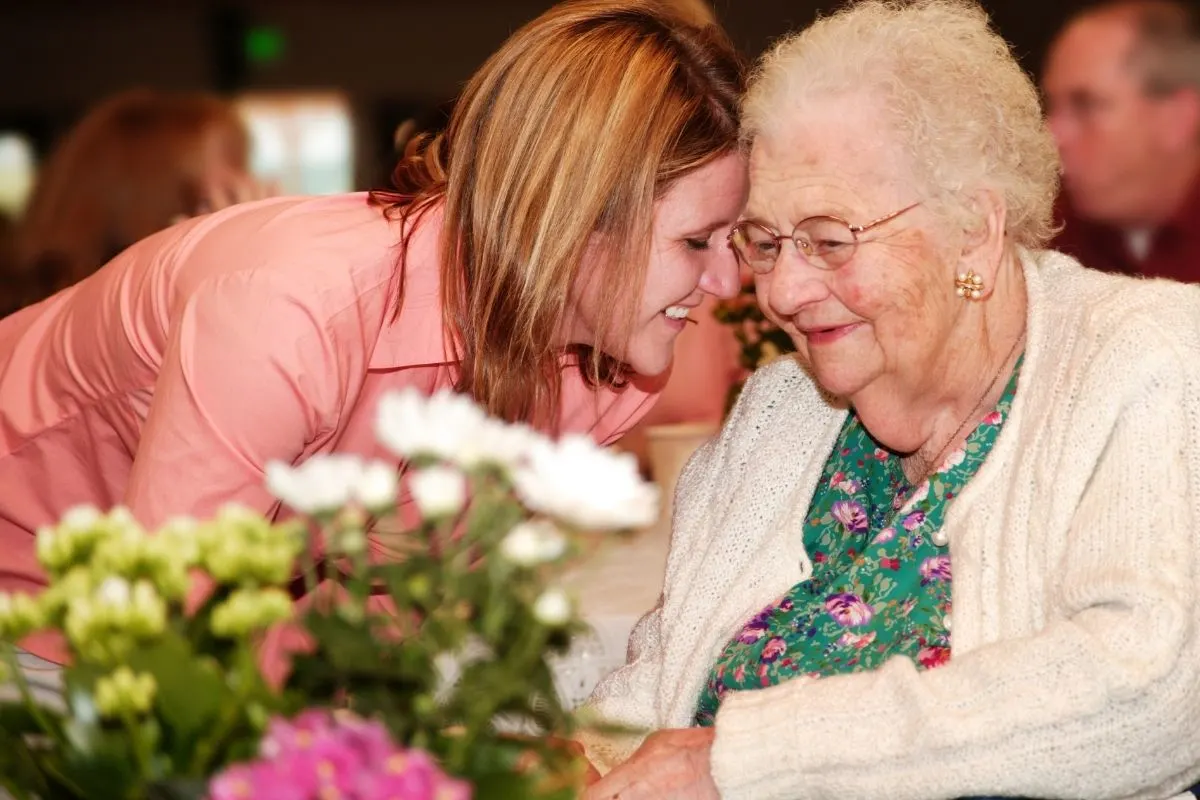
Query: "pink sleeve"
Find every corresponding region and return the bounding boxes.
[124,273,347,528]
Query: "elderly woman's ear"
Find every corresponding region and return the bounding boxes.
[955,188,1009,300]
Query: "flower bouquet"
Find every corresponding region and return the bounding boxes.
[0,388,659,799]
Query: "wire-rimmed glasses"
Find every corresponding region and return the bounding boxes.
[728,202,921,273]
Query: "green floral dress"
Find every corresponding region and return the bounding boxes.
[694,359,1022,726]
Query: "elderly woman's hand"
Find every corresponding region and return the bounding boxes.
[583,727,719,800]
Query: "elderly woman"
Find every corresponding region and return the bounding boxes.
[580,1,1200,798]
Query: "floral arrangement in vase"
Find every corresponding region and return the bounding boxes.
[0,388,658,800]
[712,272,796,412]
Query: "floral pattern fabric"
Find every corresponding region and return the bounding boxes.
[694,359,1022,726]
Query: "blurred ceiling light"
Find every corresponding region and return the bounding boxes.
[0,132,35,218]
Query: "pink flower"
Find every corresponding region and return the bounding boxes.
[209,764,259,800]
[838,631,877,650]
[879,557,901,571]
[825,593,874,627]
[872,527,896,545]
[937,449,966,472]
[920,555,953,583]
[309,736,363,796]
[736,606,775,643]
[918,646,951,669]
[260,709,331,759]
[337,716,396,768]
[358,751,472,800]
[210,762,309,800]
[830,471,861,494]
[760,637,787,663]
[901,511,925,531]
[211,711,471,800]
[831,500,868,534]
[982,411,1003,426]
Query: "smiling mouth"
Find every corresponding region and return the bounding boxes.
[801,322,860,342]
[664,305,699,324]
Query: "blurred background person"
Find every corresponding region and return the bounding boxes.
[0,89,267,318]
[1044,0,1200,281]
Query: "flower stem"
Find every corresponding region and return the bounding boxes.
[299,525,320,599]
[0,645,63,747]
[122,710,153,781]
[187,647,253,775]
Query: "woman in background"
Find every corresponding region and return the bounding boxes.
[0,89,264,317]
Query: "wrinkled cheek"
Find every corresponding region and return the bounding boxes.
[825,266,874,313]
[877,283,942,364]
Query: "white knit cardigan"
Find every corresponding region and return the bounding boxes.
[582,250,1200,799]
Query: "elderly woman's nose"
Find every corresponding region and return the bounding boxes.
[699,250,741,299]
[765,250,828,316]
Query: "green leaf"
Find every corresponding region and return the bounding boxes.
[0,700,54,735]
[57,719,138,800]
[145,778,209,800]
[297,614,397,676]
[0,727,51,799]
[125,634,228,757]
[470,772,542,800]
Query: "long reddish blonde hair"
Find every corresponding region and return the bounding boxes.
[372,0,744,428]
[13,89,248,296]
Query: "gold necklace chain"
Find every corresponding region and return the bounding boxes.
[911,331,1025,483]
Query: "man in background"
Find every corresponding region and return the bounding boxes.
[1043,0,1200,281]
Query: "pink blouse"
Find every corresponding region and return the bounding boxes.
[0,194,659,658]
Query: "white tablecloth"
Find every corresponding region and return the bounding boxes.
[548,514,672,709]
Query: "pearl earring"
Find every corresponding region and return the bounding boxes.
[955,270,984,300]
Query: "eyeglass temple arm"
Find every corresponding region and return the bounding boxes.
[851,202,922,233]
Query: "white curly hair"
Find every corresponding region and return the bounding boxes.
[742,0,1061,248]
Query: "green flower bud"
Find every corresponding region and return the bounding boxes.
[413,694,437,717]
[0,592,44,639]
[38,506,147,578]
[157,517,202,567]
[334,526,367,556]
[197,510,303,587]
[128,581,167,638]
[94,667,156,718]
[37,567,91,623]
[60,578,165,664]
[407,574,432,601]
[210,588,293,638]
